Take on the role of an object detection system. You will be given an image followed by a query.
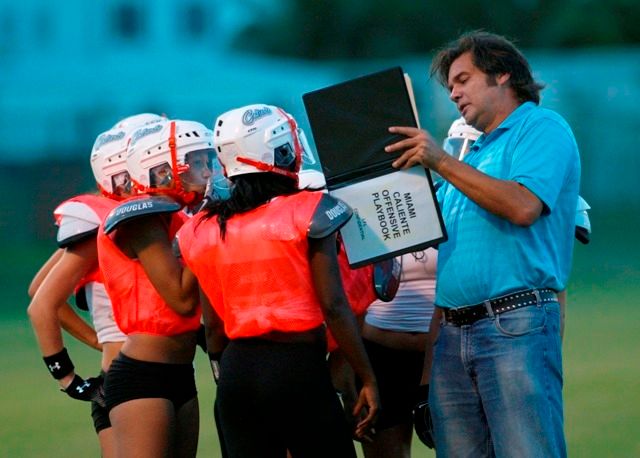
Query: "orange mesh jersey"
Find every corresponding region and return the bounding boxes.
[97,206,200,336]
[179,191,334,339]
[337,242,375,317]
[179,191,375,343]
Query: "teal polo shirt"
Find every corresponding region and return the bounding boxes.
[436,102,581,308]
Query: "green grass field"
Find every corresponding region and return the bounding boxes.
[1,208,638,457]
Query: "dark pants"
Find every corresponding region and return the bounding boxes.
[216,338,356,458]
[363,338,425,430]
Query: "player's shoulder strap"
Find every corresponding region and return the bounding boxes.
[308,193,352,239]
[103,196,182,235]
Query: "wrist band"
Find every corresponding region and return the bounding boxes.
[63,374,86,393]
[43,348,74,380]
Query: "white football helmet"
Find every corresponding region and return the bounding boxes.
[91,113,166,199]
[298,169,327,190]
[213,104,311,181]
[442,117,482,160]
[112,113,166,130]
[90,126,135,199]
[126,119,215,204]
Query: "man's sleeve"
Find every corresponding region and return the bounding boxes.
[436,182,446,207]
[509,116,578,214]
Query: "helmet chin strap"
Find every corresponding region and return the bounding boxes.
[167,120,198,206]
[236,156,298,180]
[278,108,303,182]
[97,183,128,201]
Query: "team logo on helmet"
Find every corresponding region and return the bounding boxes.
[242,106,273,126]
[130,124,163,147]
[94,130,126,150]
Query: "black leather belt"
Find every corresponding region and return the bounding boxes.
[442,288,557,326]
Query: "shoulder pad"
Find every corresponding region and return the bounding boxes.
[308,194,352,239]
[54,201,101,248]
[373,257,402,302]
[104,196,182,234]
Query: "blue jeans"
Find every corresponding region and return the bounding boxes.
[430,300,566,458]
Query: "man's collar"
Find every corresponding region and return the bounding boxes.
[494,101,536,131]
[470,102,536,152]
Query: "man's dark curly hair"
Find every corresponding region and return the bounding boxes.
[430,31,544,104]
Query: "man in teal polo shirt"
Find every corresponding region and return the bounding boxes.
[387,31,579,457]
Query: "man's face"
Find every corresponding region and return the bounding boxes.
[447,52,506,133]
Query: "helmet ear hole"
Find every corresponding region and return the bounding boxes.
[274,143,295,170]
[149,162,174,188]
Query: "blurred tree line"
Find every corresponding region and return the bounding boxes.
[233,0,640,59]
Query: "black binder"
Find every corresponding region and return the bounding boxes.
[302,67,447,267]
[303,67,419,189]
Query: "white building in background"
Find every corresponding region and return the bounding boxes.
[0,0,356,162]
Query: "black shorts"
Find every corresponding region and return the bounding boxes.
[363,338,425,430]
[89,370,110,433]
[103,353,197,412]
[91,400,111,433]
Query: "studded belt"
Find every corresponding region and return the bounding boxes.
[441,288,558,327]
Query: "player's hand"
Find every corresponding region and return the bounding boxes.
[62,374,106,408]
[338,387,373,443]
[352,382,379,441]
[413,384,435,449]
